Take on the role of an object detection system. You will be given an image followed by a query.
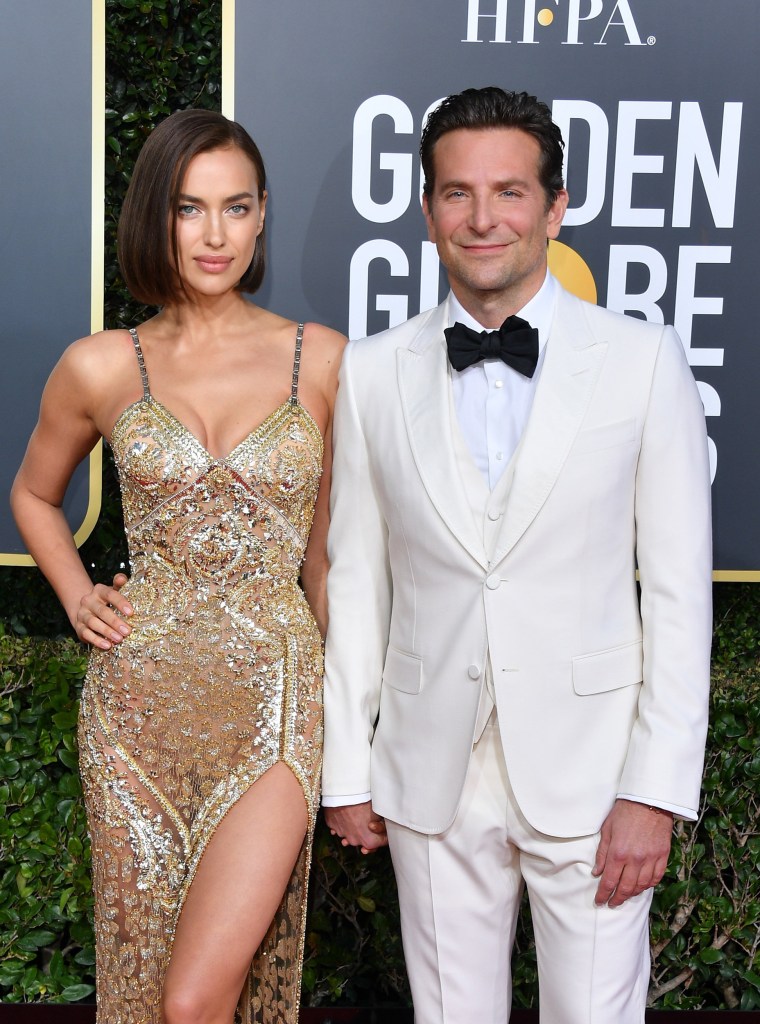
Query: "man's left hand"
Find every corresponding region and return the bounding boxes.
[592,798,673,907]
[324,801,388,855]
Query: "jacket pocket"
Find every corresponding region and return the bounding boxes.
[572,639,643,695]
[382,647,423,694]
[571,418,636,457]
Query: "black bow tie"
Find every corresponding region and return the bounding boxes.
[444,316,539,377]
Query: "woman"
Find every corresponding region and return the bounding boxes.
[11,109,345,1024]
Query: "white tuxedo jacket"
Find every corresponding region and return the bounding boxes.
[323,285,712,838]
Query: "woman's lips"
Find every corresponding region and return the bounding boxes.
[194,255,233,273]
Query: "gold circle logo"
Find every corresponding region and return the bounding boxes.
[537,8,555,27]
[548,241,597,304]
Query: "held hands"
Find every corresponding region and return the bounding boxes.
[592,798,674,908]
[324,801,388,855]
[74,572,132,650]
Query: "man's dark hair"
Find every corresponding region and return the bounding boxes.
[118,109,267,306]
[420,87,565,208]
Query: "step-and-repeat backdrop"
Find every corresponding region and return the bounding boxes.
[0,1,103,566]
[1,1,756,577]
[230,0,758,577]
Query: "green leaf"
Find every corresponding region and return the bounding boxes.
[59,886,75,913]
[0,757,21,778]
[698,947,724,964]
[48,950,65,981]
[61,983,96,1002]
[16,929,57,950]
[0,963,25,986]
[58,749,79,771]
[52,711,77,730]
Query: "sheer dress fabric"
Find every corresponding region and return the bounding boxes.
[78,324,323,1023]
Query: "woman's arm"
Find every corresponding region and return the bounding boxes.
[300,421,333,638]
[10,338,132,649]
[299,325,346,639]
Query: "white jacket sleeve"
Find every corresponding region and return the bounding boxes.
[322,342,392,799]
[620,326,713,816]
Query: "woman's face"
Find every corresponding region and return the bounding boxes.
[173,145,266,298]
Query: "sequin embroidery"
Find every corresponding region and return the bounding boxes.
[78,324,323,1023]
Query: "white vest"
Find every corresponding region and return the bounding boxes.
[448,386,521,740]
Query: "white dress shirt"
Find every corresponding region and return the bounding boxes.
[449,271,555,487]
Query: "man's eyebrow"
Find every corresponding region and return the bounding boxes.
[436,178,531,191]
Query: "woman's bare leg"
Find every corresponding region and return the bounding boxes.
[161,762,308,1024]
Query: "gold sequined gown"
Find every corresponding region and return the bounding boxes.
[78,324,323,1023]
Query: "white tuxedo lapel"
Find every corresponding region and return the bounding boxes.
[397,300,489,570]
[491,291,608,566]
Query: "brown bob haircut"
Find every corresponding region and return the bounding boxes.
[118,109,267,306]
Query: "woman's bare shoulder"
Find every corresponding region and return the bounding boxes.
[301,322,347,361]
[60,328,138,374]
[49,329,144,416]
[298,324,346,403]
[48,329,121,386]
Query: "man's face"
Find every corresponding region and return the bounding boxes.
[423,127,568,320]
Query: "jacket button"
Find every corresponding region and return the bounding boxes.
[468,665,481,680]
[487,509,501,521]
[486,574,501,590]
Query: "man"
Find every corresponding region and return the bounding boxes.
[322,88,712,1023]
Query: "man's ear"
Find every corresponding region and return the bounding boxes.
[546,188,569,240]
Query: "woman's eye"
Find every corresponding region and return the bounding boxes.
[178,205,198,217]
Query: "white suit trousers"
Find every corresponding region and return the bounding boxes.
[385,716,652,1024]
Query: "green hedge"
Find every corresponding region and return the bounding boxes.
[1,599,758,1007]
[0,631,93,1003]
[1,0,758,1010]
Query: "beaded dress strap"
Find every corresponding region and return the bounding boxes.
[289,323,305,406]
[128,327,151,401]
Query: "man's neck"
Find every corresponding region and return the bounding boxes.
[450,274,548,329]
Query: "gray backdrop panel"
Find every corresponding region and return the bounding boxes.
[234,0,759,573]
[0,2,95,559]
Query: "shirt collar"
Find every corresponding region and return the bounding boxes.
[448,270,556,353]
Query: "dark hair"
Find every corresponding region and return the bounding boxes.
[420,87,565,208]
[118,109,267,305]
